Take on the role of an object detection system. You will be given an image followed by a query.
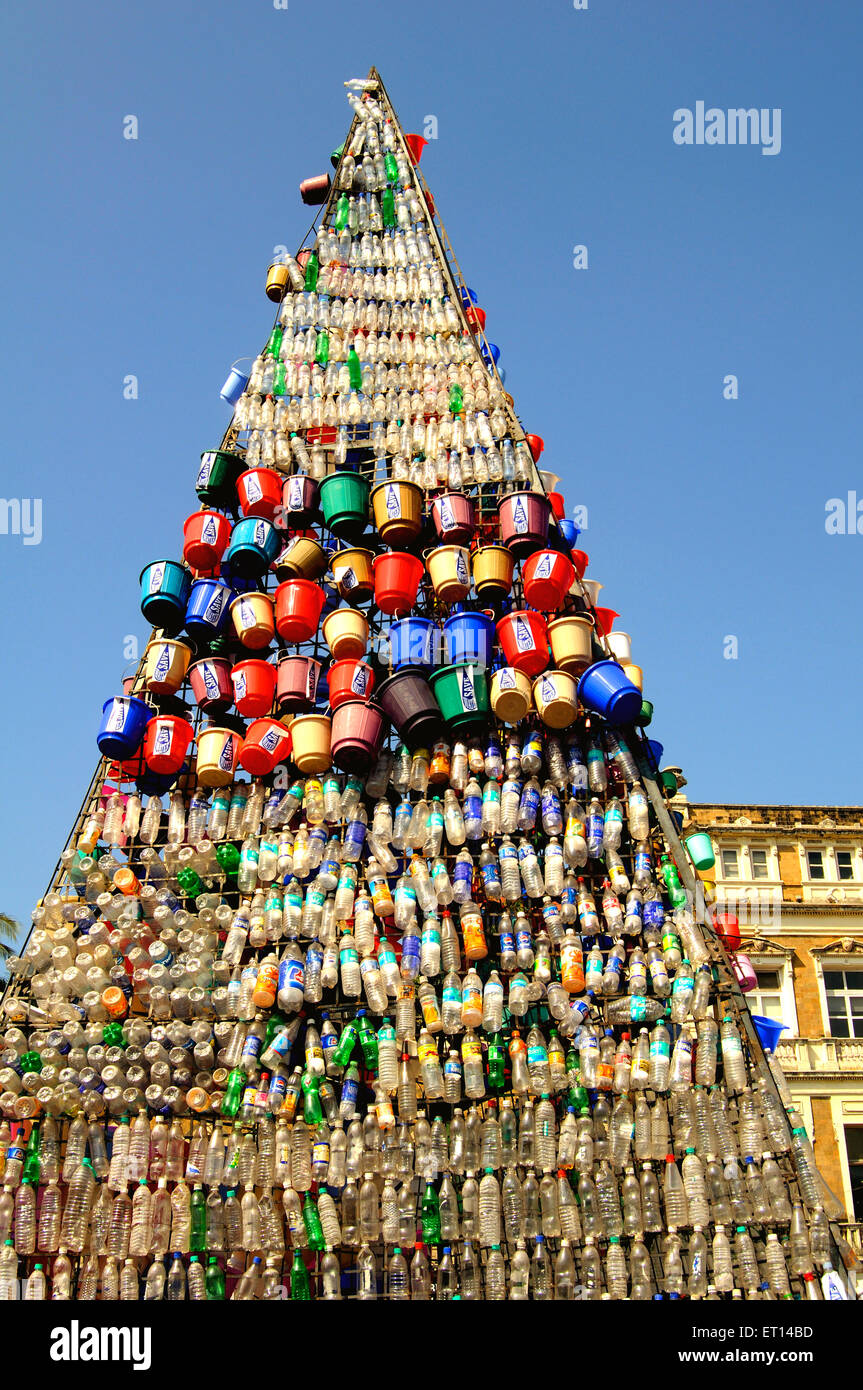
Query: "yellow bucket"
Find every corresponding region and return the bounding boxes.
[532,670,579,729]
[622,662,643,691]
[288,713,332,773]
[490,667,533,724]
[331,548,375,603]
[322,607,370,661]
[195,727,241,787]
[266,261,291,302]
[548,615,595,674]
[370,480,424,547]
[426,544,471,603]
[276,534,328,581]
[229,592,275,651]
[143,639,192,696]
[472,545,514,599]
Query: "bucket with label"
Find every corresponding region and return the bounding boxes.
[224,517,281,578]
[236,467,284,522]
[426,545,471,604]
[280,474,319,529]
[522,550,575,610]
[143,715,195,776]
[143,639,193,696]
[498,491,551,557]
[331,547,375,603]
[184,578,234,643]
[140,560,192,633]
[370,480,424,547]
[496,610,550,678]
[196,726,242,787]
[97,697,153,760]
[188,657,233,712]
[276,655,323,716]
[328,659,375,709]
[490,666,533,724]
[532,670,579,729]
[430,492,475,545]
[429,662,490,730]
[229,591,275,651]
[231,659,277,718]
[182,510,232,572]
[195,449,246,509]
[238,718,293,775]
[274,578,326,643]
[387,616,437,672]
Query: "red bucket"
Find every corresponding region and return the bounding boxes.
[496,610,550,678]
[231,659,277,717]
[188,657,233,711]
[330,699,385,773]
[237,468,284,522]
[274,579,326,643]
[183,510,231,571]
[594,607,618,636]
[328,658,375,709]
[276,654,322,715]
[143,715,194,775]
[548,491,566,521]
[373,552,424,616]
[712,910,741,953]
[522,550,576,611]
[405,133,428,164]
[430,492,475,545]
[524,433,545,462]
[307,425,337,448]
[465,306,486,333]
[239,718,293,775]
[571,549,589,580]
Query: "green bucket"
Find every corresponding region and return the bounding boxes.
[319,471,371,540]
[685,832,715,872]
[637,698,654,728]
[195,450,245,509]
[429,662,490,729]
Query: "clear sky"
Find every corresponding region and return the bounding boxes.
[1,0,861,943]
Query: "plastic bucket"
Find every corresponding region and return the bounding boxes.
[322,607,369,661]
[472,545,514,599]
[430,491,475,545]
[388,616,437,671]
[188,657,233,712]
[319,471,370,540]
[140,560,192,633]
[182,510,231,572]
[490,667,533,724]
[548,615,594,675]
[195,449,245,509]
[522,550,575,611]
[196,726,241,787]
[481,341,501,367]
[582,579,603,607]
[577,659,642,726]
[331,547,375,603]
[229,591,275,651]
[275,655,322,715]
[426,545,471,603]
[524,434,544,462]
[237,468,284,522]
[751,1015,786,1053]
[496,610,550,678]
[459,286,478,307]
[733,953,758,994]
[184,578,234,642]
[637,698,654,728]
[375,669,442,748]
[274,579,326,643]
[570,549,589,580]
[275,534,329,582]
[231,659,277,717]
[607,631,632,664]
[465,305,486,332]
[429,662,490,730]
[443,612,496,668]
[239,718,293,776]
[281,474,319,528]
[370,480,424,547]
[712,910,741,952]
[330,700,386,773]
[558,519,580,551]
[225,517,281,578]
[143,639,192,696]
[685,832,715,873]
[405,133,428,164]
[548,492,566,521]
[97,697,152,760]
[622,663,643,692]
[373,551,425,616]
[594,606,618,637]
[220,365,249,405]
[328,658,375,708]
[499,491,551,558]
[143,715,195,776]
[288,713,332,773]
[532,670,579,729]
[266,261,291,302]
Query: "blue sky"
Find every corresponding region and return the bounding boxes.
[1,0,861,940]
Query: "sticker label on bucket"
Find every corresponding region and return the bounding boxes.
[455,551,469,587]
[512,497,528,533]
[219,736,235,771]
[154,645,171,684]
[385,484,401,518]
[202,664,222,701]
[148,564,165,595]
[498,669,516,689]
[253,520,268,547]
[238,600,255,629]
[107,700,127,732]
[540,677,557,703]
[307,664,318,699]
[287,477,304,510]
[203,588,224,624]
[461,667,478,711]
[244,475,263,504]
[153,721,173,757]
[260,727,281,753]
[535,553,554,580]
[438,497,456,531]
[233,671,247,702]
[514,617,535,652]
[338,566,357,592]
[196,454,215,488]
[201,515,218,547]
[351,667,369,695]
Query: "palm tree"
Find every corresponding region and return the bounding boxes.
[0,914,19,983]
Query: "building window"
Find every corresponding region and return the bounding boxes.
[836,851,855,881]
[750,848,769,880]
[721,849,739,877]
[844,1128,863,1223]
[807,850,825,880]
[750,968,784,1023]
[824,969,863,1039]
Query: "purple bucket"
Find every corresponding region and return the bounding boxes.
[330,699,386,773]
[188,657,233,712]
[498,491,551,558]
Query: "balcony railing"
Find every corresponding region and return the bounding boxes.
[774,1036,863,1073]
[837,1222,863,1257]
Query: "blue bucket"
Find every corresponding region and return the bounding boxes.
[459,286,478,307]
[97,696,153,760]
[481,341,501,367]
[224,517,282,578]
[388,617,437,672]
[220,364,249,405]
[751,1014,786,1053]
[577,659,642,726]
[140,560,192,633]
[185,578,234,642]
[443,611,496,668]
[558,518,580,550]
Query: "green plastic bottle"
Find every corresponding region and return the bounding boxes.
[273,361,287,396]
[303,1192,325,1251]
[205,1256,225,1300]
[215,842,240,880]
[315,329,330,367]
[449,383,464,415]
[177,866,204,899]
[290,1248,311,1300]
[266,326,283,359]
[335,193,350,231]
[304,252,319,293]
[487,1034,505,1091]
[22,1125,40,1184]
[420,1181,441,1245]
[333,1019,358,1068]
[221,1067,245,1118]
[301,1073,323,1126]
[190,1184,207,1252]
[347,345,363,391]
[357,1011,378,1070]
[381,187,396,228]
[384,151,399,185]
